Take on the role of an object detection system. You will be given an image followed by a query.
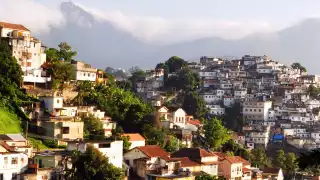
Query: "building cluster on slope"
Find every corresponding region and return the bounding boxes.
[197,55,320,150]
[0,22,318,180]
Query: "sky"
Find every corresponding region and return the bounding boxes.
[2,0,320,43]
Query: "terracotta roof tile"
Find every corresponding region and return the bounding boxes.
[224,156,250,165]
[169,157,201,167]
[136,145,169,158]
[0,22,30,31]
[121,133,145,141]
[171,148,216,160]
[187,119,202,126]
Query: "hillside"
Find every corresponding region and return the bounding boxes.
[0,108,22,134]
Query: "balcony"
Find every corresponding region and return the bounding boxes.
[23,75,51,83]
[22,51,32,59]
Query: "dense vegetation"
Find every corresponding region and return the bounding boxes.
[66,145,124,180]
[45,42,76,89]
[0,38,34,132]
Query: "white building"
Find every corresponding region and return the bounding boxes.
[207,105,225,115]
[121,133,146,150]
[71,61,97,81]
[167,108,187,129]
[39,96,63,112]
[0,22,50,85]
[234,88,247,99]
[0,145,28,180]
[68,140,123,168]
[200,92,222,104]
[245,126,270,148]
[242,101,272,121]
[223,96,235,107]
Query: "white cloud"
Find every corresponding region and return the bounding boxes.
[0,0,65,33]
[0,0,276,44]
[74,2,276,44]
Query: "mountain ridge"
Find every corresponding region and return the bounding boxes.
[36,1,320,73]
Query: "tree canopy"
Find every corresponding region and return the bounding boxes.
[164,56,187,73]
[79,82,153,132]
[298,149,320,174]
[66,145,124,180]
[165,68,199,91]
[203,117,231,149]
[250,147,271,169]
[182,91,208,119]
[82,114,105,140]
[291,62,307,72]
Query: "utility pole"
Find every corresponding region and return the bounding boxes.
[25,121,29,141]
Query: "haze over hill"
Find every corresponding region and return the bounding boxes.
[35,1,320,73]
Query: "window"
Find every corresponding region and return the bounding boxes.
[99,143,111,148]
[12,173,17,180]
[4,157,8,164]
[62,127,70,134]
[12,157,18,164]
[57,99,60,104]
[21,157,25,164]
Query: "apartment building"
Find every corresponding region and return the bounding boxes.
[242,101,272,122]
[0,22,50,87]
[0,134,33,157]
[68,140,123,168]
[71,60,97,81]
[0,144,28,180]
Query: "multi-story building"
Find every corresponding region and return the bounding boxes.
[242,100,272,122]
[0,22,50,87]
[0,144,28,180]
[0,134,33,157]
[68,140,123,168]
[71,60,97,81]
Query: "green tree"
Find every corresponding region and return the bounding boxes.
[116,80,132,91]
[291,62,307,72]
[273,149,285,169]
[196,174,221,180]
[250,147,270,169]
[143,125,166,148]
[165,68,199,91]
[49,61,75,90]
[66,145,124,180]
[298,149,320,173]
[82,114,105,140]
[284,153,298,177]
[121,135,132,153]
[307,85,320,97]
[0,38,23,88]
[165,56,187,73]
[58,42,77,62]
[73,81,94,105]
[221,140,250,160]
[204,117,231,149]
[164,135,179,152]
[182,91,208,118]
[129,69,146,90]
[45,48,59,63]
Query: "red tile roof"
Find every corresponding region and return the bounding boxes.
[169,157,200,167]
[214,152,228,160]
[187,119,202,126]
[224,156,250,165]
[171,148,216,159]
[136,145,170,158]
[121,133,145,141]
[0,22,30,31]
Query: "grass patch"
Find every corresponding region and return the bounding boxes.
[0,108,22,134]
[28,137,49,150]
